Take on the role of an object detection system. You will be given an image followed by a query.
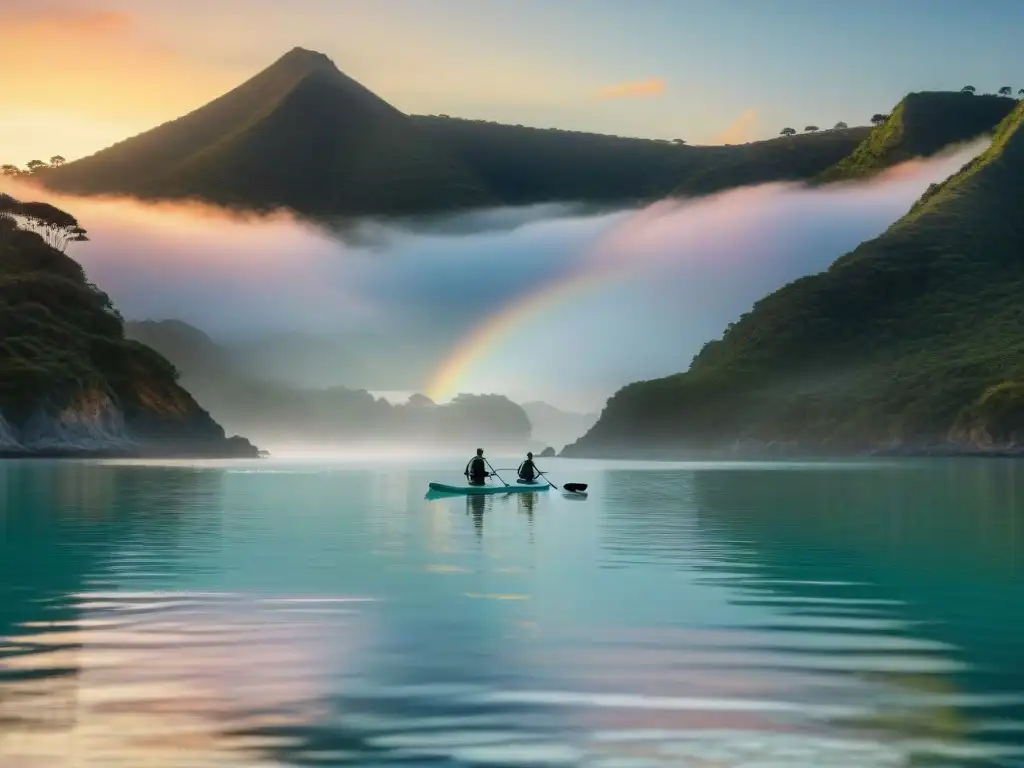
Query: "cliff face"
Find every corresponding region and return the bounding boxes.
[0,195,258,457]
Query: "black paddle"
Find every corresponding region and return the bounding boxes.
[483,457,509,487]
[536,470,559,490]
[496,467,587,493]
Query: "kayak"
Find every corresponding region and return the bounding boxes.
[428,480,550,496]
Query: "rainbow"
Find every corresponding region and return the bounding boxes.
[423,201,682,402]
[424,267,615,402]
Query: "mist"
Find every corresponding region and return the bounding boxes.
[1,142,983,412]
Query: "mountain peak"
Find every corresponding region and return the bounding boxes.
[273,46,339,76]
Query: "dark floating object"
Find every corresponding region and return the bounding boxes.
[563,483,588,494]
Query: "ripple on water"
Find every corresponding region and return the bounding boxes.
[1,460,1023,766]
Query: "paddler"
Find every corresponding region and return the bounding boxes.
[464,448,491,486]
[517,452,540,482]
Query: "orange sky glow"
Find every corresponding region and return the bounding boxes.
[0,4,244,163]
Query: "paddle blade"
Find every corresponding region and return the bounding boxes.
[563,483,588,493]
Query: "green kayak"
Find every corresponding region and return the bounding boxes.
[428,480,550,495]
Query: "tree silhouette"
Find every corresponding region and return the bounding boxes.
[672,138,686,145]
[1,164,21,177]
[5,199,88,253]
[25,160,47,173]
[780,127,796,136]
[870,113,889,126]
[1020,89,1024,97]
[998,86,1012,96]
[804,125,819,133]
[833,121,848,130]
[961,85,976,94]
[49,155,66,167]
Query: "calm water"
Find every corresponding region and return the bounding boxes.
[1,457,1023,767]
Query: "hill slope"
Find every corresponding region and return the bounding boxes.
[39,47,879,217]
[44,48,492,217]
[817,92,1016,183]
[564,100,1024,457]
[0,195,257,456]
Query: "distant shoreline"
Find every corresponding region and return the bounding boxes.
[0,446,265,461]
[558,444,1024,461]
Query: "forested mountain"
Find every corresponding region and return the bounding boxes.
[564,100,1024,457]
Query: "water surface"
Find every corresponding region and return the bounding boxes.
[1,457,1023,766]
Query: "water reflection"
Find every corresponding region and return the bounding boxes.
[1,459,1022,766]
[594,461,1024,765]
[686,463,1024,752]
[467,493,488,539]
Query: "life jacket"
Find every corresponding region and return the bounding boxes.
[465,456,486,482]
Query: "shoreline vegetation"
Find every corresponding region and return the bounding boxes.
[0,192,259,460]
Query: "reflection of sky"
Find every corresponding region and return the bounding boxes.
[0,143,983,410]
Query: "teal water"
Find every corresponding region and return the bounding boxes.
[1,457,1023,767]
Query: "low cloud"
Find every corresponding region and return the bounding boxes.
[713,108,759,145]
[0,141,984,410]
[597,78,666,100]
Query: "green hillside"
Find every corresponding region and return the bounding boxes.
[817,92,1015,183]
[44,48,493,217]
[38,47,879,217]
[564,100,1024,457]
[0,194,257,456]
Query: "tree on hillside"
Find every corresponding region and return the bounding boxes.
[1,164,21,177]
[834,121,848,129]
[871,113,889,125]
[1020,88,1024,97]
[14,200,89,253]
[49,155,66,167]
[961,85,976,94]
[25,160,47,173]
[780,127,796,136]
[998,86,1012,96]
[672,138,686,145]
[804,125,819,133]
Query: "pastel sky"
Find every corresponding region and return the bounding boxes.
[3,0,1023,163]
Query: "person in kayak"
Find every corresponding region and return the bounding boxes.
[464,448,491,486]
[517,452,540,483]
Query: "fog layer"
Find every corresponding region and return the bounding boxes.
[1,142,982,411]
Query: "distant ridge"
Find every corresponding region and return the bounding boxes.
[41,49,1005,220]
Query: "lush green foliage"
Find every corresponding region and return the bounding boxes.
[565,101,1024,456]
[0,199,250,451]
[44,48,871,217]
[817,92,1016,183]
[126,320,534,442]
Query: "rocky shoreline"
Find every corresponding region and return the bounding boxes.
[0,396,260,460]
